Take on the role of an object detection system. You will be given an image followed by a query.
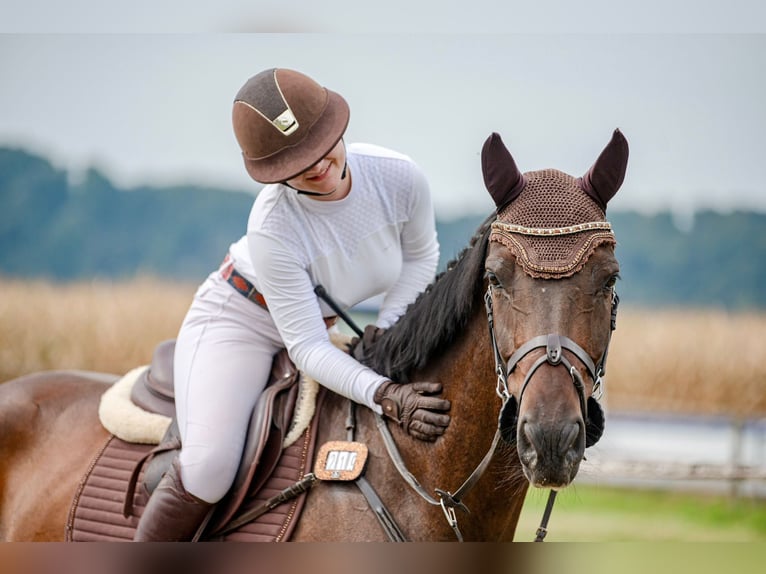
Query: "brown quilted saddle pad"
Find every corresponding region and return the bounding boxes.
[66,412,319,542]
[67,338,346,542]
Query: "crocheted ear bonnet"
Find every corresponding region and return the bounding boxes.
[482,130,629,279]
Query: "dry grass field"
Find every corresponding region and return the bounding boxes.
[0,277,197,382]
[607,309,766,417]
[1,277,765,418]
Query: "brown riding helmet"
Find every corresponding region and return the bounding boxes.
[232,68,350,184]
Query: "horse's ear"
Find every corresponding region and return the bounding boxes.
[579,129,629,212]
[481,132,526,212]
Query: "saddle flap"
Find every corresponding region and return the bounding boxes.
[205,349,300,534]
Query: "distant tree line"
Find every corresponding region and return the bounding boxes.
[1,147,764,309]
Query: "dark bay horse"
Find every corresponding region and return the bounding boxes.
[0,130,628,541]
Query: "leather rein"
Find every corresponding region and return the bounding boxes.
[316,285,489,541]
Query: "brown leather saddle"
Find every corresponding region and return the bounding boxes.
[67,340,323,541]
[129,340,304,498]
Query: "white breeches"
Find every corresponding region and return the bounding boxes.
[173,271,284,503]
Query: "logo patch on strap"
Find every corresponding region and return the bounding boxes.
[314,441,368,481]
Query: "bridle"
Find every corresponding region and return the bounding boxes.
[486,284,619,448]
[484,282,618,541]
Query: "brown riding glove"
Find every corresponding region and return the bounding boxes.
[374,381,451,442]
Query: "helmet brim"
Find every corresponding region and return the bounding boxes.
[242,90,350,184]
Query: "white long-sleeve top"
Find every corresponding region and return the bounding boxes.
[227,143,439,410]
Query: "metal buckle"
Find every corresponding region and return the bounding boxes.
[436,489,468,541]
[496,369,510,400]
[592,372,604,401]
[440,497,458,530]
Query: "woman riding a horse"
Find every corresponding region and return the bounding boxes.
[133,68,452,540]
[0,71,628,539]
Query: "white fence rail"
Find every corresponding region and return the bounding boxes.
[575,412,766,498]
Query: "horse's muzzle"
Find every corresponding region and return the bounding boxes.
[517,416,585,488]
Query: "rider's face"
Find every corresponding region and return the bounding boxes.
[285,140,349,199]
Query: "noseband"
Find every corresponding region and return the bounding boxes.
[484,285,619,447]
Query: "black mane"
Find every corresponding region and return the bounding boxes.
[365,213,494,383]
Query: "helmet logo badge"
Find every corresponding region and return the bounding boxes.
[273,109,298,135]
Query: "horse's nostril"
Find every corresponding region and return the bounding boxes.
[521,419,536,447]
[519,420,539,469]
[559,422,581,456]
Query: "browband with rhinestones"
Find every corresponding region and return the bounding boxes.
[490,221,613,237]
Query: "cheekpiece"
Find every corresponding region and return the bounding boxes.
[489,169,616,279]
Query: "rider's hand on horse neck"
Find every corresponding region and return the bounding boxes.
[374,381,451,441]
[349,325,387,363]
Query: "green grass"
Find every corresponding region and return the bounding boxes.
[516,484,766,542]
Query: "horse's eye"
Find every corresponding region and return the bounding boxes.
[486,271,501,288]
[604,274,619,291]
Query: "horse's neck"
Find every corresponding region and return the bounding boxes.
[387,309,523,540]
[401,309,499,488]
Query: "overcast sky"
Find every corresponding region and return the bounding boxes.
[1,4,765,219]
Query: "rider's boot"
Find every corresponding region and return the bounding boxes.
[133,457,213,541]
